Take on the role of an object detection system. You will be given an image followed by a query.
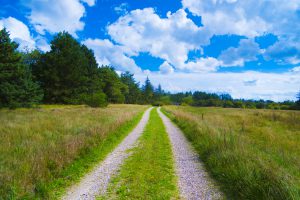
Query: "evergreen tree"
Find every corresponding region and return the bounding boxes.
[142,77,154,104]
[120,71,141,104]
[33,32,103,104]
[0,28,42,109]
[296,91,300,109]
[98,66,127,103]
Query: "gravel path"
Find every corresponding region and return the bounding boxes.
[62,107,152,200]
[158,108,222,200]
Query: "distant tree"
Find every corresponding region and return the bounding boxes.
[182,95,193,105]
[142,77,154,104]
[99,66,127,103]
[0,28,42,109]
[219,93,233,100]
[121,71,141,104]
[296,91,300,109]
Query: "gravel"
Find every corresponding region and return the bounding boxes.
[158,108,223,200]
[62,107,152,200]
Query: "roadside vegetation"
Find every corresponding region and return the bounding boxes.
[162,106,300,200]
[102,108,179,199]
[0,104,147,199]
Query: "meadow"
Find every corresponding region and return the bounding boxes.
[0,104,147,199]
[162,106,300,200]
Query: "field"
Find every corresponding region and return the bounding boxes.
[162,106,300,199]
[0,104,147,199]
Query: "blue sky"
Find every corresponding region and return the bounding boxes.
[1,0,300,101]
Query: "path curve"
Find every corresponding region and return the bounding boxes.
[158,108,222,200]
[62,107,152,200]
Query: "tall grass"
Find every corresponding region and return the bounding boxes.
[0,104,147,199]
[162,106,300,200]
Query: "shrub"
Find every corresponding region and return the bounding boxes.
[84,92,108,107]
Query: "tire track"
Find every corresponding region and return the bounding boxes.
[158,108,222,200]
[62,107,152,200]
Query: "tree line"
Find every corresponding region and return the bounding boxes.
[0,29,165,108]
[0,28,299,110]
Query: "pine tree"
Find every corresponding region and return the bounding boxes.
[296,91,300,109]
[33,32,103,104]
[121,71,141,104]
[142,77,154,104]
[98,66,127,103]
[0,28,42,109]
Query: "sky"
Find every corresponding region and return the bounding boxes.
[1,0,300,101]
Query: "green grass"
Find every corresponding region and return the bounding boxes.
[0,104,147,199]
[101,108,179,200]
[162,106,300,200]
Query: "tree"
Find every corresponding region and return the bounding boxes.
[182,95,193,105]
[32,32,103,104]
[296,91,300,109]
[0,28,42,109]
[142,77,154,104]
[99,66,127,103]
[120,71,141,104]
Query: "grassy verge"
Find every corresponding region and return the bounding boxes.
[101,108,179,200]
[0,104,147,199]
[162,106,300,200]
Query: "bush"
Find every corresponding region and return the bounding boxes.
[84,92,108,107]
[152,101,164,107]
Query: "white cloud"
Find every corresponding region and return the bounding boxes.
[135,71,300,101]
[0,17,35,50]
[264,38,300,65]
[81,0,96,6]
[182,57,222,72]
[83,38,141,73]
[114,3,129,15]
[291,66,300,73]
[219,39,261,67]
[182,0,270,37]
[182,0,300,37]
[182,0,300,65]
[25,0,95,36]
[107,8,211,71]
[35,36,51,52]
[159,61,174,74]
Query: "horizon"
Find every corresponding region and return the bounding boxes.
[1,0,300,101]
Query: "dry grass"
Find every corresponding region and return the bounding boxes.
[0,104,147,199]
[163,106,300,200]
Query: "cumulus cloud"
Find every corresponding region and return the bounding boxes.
[182,57,222,72]
[25,0,95,36]
[264,38,300,65]
[182,0,300,65]
[291,66,300,73]
[0,17,35,50]
[81,0,96,6]
[83,38,141,73]
[135,71,300,101]
[159,61,174,74]
[114,3,129,15]
[107,8,211,71]
[182,0,300,37]
[219,39,261,67]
